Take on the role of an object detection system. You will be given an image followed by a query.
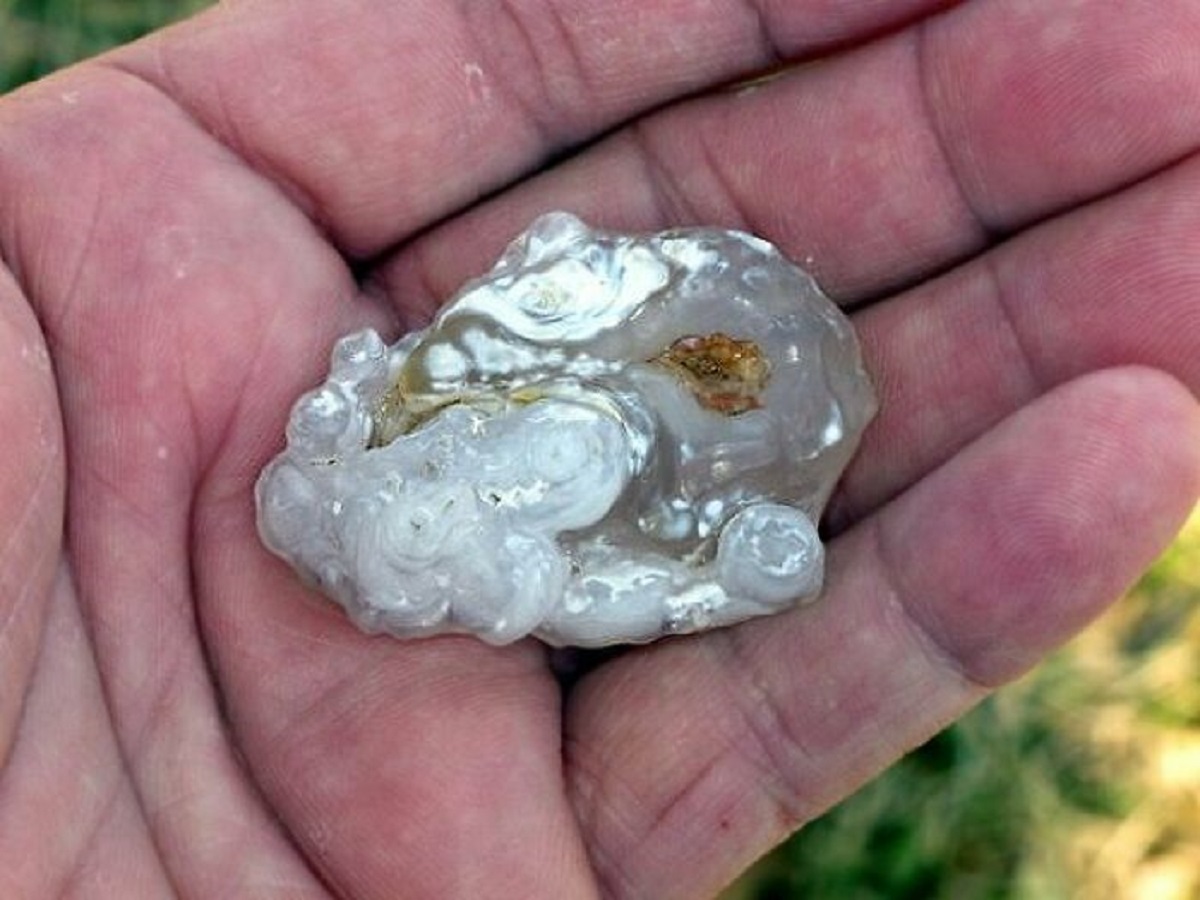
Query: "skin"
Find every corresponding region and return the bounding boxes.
[1,0,1198,896]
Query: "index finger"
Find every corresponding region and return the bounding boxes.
[110,0,959,255]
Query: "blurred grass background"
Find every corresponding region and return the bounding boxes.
[0,0,210,91]
[3,3,1198,898]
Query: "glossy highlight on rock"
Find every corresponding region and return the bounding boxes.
[255,213,877,646]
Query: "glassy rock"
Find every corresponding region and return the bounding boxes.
[256,213,876,646]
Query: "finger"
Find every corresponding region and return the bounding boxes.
[194,494,599,898]
[0,67,395,466]
[834,153,1200,526]
[0,70,370,893]
[565,367,1200,900]
[109,0,960,256]
[0,265,61,765]
[377,0,1200,312]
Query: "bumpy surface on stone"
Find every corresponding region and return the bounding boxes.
[255,213,877,646]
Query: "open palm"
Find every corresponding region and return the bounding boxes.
[1,1,1198,897]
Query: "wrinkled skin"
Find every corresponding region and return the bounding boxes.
[1,1,1198,897]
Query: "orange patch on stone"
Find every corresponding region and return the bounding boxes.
[653,333,771,416]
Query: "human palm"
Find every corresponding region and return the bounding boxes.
[1,1,1198,897]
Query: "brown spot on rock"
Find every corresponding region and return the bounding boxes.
[653,333,771,415]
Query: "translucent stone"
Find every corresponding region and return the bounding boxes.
[255,213,877,646]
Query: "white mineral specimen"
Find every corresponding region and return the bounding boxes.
[256,212,876,646]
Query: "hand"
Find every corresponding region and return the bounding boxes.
[1,1,1197,896]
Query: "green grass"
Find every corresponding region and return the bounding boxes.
[4,6,1199,898]
[0,0,210,92]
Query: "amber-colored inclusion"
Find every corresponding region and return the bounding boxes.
[370,332,772,446]
[653,333,771,415]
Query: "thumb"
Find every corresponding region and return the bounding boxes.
[0,261,65,762]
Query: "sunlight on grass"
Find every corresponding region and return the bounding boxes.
[0,0,211,92]
[2,5,1197,898]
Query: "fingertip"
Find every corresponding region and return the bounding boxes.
[881,365,1200,687]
